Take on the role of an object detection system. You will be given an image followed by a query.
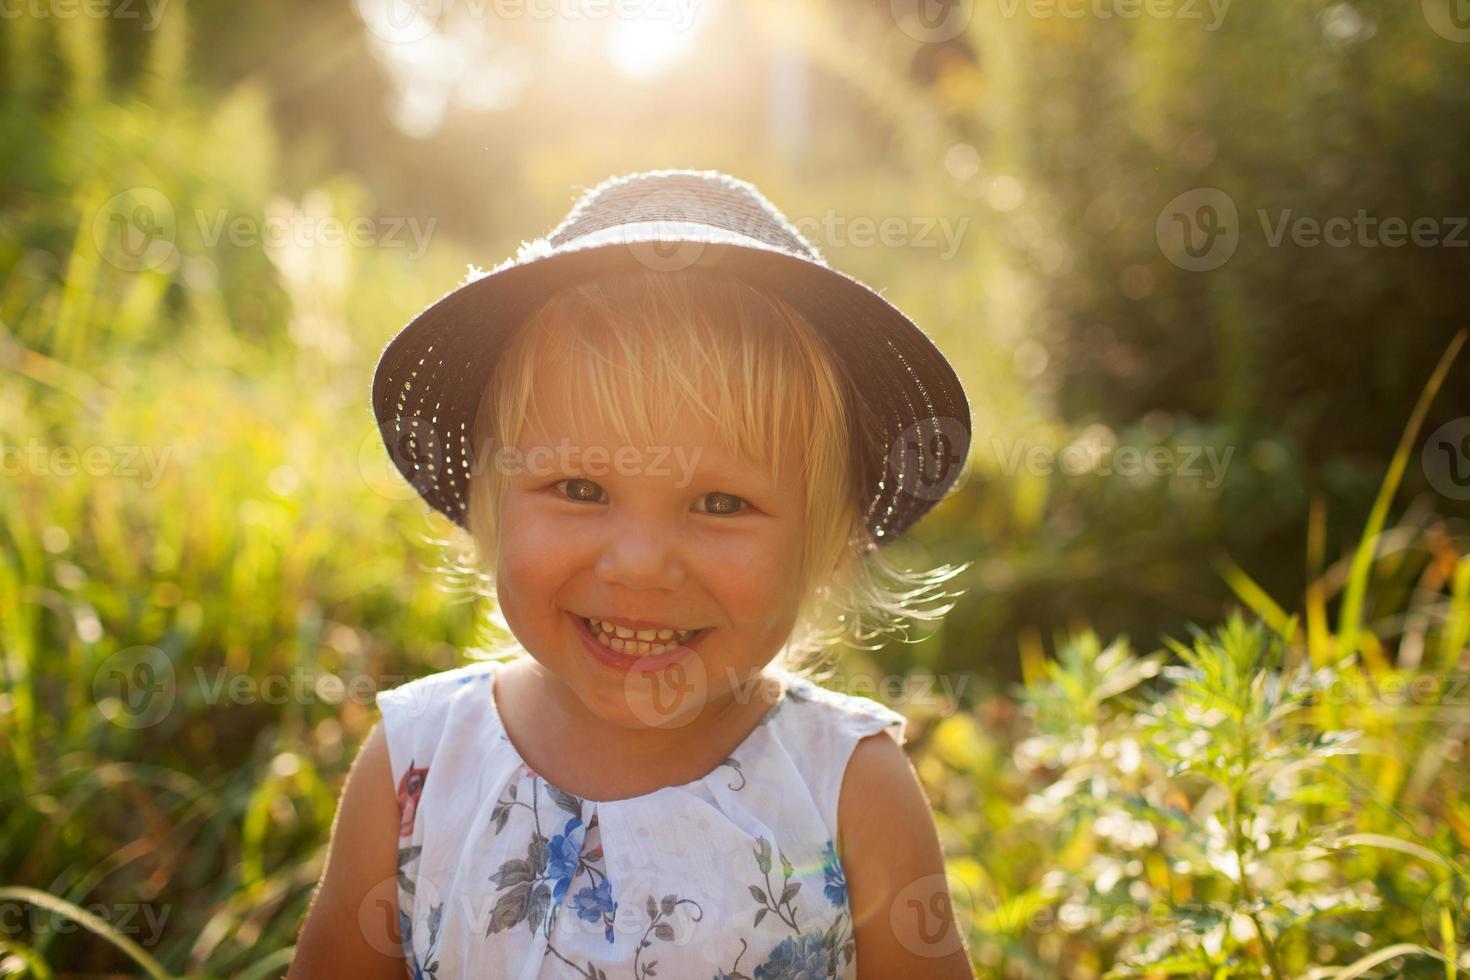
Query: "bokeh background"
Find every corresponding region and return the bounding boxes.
[3,0,1470,976]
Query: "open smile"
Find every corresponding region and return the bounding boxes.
[569,612,713,673]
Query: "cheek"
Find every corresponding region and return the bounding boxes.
[494,528,565,622]
[497,498,574,575]
[699,538,804,633]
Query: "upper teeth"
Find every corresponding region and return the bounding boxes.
[585,618,697,656]
[590,619,693,641]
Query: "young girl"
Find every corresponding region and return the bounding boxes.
[288,170,977,979]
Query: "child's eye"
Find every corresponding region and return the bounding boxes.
[550,480,749,516]
[696,491,748,516]
[553,478,606,504]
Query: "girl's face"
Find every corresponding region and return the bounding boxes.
[493,358,807,731]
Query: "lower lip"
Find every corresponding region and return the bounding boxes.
[570,613,709,674]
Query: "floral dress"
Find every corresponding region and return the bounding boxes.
[374,657,908,980]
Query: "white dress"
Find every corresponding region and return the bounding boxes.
[374,656,908,980]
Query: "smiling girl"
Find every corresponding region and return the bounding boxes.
[288,170,977,979]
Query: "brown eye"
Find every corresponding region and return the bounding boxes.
[699,491,747,516]
[554,479,605,504]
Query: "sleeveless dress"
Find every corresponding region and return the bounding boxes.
[374,656,908,980]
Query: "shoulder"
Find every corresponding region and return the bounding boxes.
[374,658,500,740]
[377,657,498,709]
[836,728,919,860]
[780,673,908,745]
[837,730,976,979]
[372,658,504,801]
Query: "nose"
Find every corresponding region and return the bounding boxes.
[593,513,686,590]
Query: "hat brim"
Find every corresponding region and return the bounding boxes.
[371,231,971,544]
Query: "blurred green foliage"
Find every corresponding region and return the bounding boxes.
[3,0,1469,975]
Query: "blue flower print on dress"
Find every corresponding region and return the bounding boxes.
[820,840,846,908]
[754,933,833,980]
[712,836,854,980]
[574,878,619,943]
[487,769,699,978]
[547,814,586,905]
[378,660,901,979]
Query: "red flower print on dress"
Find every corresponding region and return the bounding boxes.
[396,760,429,837]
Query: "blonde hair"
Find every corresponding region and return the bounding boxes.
[440,267,966,680]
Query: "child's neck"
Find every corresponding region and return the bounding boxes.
[494,656,785,802]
